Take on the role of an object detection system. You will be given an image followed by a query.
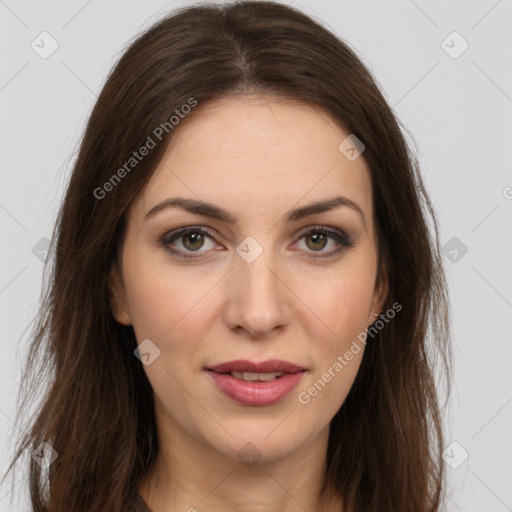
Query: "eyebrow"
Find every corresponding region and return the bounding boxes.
[144,195,366,228]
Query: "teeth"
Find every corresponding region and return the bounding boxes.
[229,371,284,381]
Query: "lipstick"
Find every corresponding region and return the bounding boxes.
[206,359,306,406]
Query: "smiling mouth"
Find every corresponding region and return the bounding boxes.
[205,359,307,406]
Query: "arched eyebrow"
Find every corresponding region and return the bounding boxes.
[144,195,366,230]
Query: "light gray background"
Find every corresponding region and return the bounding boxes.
[1,1,511,510]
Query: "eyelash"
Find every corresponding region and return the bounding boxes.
[160,225,355,260]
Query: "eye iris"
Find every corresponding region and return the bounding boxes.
[305,232,327,251]
[182,232,204,251]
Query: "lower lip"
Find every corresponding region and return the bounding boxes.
[207,370,305,406]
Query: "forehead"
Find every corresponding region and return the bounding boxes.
[131,95,373,226]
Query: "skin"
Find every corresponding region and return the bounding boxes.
[109,95,388,512]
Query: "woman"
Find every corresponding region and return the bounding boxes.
[2,1,452,511]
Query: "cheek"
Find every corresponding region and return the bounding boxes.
[123,251,217,343]
[289,263,376,414]
[293,277,371,420]
[296,265,377,347]
[123,263,214,414]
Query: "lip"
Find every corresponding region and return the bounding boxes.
[207,359,305,374]
[206,359,306,406]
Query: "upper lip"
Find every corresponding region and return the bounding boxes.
[207,359,305,374]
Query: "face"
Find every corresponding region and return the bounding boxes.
[109,95,387,463]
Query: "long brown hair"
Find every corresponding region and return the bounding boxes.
[2,1,452,510]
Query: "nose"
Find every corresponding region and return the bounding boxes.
[222,246,290,339]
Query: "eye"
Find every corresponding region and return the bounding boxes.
[160,226,218,259]
[292,225,354,259]
[160,225,354,260]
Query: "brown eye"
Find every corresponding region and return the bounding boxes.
[181,232,205,251]
[294,226,355,259]
[304,232,328,251]
[161,227,217,259]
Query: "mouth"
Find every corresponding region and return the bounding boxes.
[211,370,287,382]
[205,359,307,406]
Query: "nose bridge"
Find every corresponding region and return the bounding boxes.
[224,234,289,337]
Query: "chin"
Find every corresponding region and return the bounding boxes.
[199,416,318,465]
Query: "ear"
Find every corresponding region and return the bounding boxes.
[107,263,132,326]
[368,268,389,325]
